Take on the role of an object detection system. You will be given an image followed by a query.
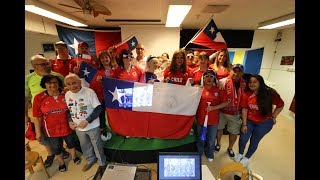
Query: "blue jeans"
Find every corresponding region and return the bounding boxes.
[75,127,106,166]
[197,122,218,159]
[238,118,273,159]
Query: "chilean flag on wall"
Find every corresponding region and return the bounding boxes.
[56,25,121,57]
[114,35,139,57]
[102,78,203,139]
[189,19,227,50]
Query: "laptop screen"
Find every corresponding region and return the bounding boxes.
[158,152,202,180]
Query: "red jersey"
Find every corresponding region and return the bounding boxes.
[32,91,73,137]
[51,56,77,77]
[163,67,190,85]
[111,65,142,82]
[209,64,230,80]
[196,86,227,126]
[240,90,284,123]
[90,68,113,102]
[76,54,99,69]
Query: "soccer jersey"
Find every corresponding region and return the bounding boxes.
[51,55,77,77]
[209,64,230,80]
[196,86,227,126]
[111,65,142,82]
[163,67,190,85]
[32,91,73,137]
[65,87,101,131]
[76,54,99,69]
[89,68,112,102]
[240,90,284,122]
[25,71,64,104]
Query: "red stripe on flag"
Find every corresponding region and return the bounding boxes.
[94,31,121,56]
[192,32,227,50]
[106,108,195,139]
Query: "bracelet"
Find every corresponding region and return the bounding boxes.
[242,124,247,126]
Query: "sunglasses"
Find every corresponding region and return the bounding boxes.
[123,54,134,59]
[34,62,50,66]
[187,55,194,58]
[204,74,215,78]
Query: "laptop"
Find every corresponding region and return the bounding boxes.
[158,152,202,180]
[101,163,137,180]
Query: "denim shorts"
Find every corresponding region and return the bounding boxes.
[48,132,77,155]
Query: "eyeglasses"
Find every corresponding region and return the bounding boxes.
[136,48,144,50]
[204,75,215,78]
[34,62,50,66]
[45,81,58,85]
[187,55,194,59]
[123,54,134,59]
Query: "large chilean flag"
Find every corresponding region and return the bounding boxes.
[56,25,121,57]
[102,78,203,139]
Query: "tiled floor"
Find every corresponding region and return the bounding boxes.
[25,115,294,180]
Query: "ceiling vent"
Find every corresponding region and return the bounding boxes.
[105,19,161,23]
[202,5,229,13]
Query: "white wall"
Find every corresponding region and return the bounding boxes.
[120,25,180,59]
[25,31,59,75]
[251,28,295,120]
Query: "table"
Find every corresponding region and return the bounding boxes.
[93,163,215,180]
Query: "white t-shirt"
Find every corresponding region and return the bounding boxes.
[65,87,101,131]
[132,56,147,71]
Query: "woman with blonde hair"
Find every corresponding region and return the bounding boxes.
[209,49,231,80]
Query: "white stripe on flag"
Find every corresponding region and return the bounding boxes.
[132,82,203,116]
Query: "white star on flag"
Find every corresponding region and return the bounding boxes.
[82,68,90,76]
[69,37,79,54]
[131,41,135,47]
[109,86,121,102]
[209,27,215,34]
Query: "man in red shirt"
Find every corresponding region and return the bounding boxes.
[51,41,77,77]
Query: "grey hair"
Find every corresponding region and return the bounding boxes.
[64,73,81,83]
[30,54,47,65]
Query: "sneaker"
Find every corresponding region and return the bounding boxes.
[227,148,235,158]
[44,155,55,168]
[234,153,243,162]
[101,132,112,141]
[240,157,250,167]
[82,163,94,172]
[73,157,81,165]
[62,149,70,159]
[207,158,213,162]
[215,144,221,152]
[58,164,67,172]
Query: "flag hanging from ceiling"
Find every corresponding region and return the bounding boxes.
[114,35,139,57]
[102,78,203,139]
[56,25,121,57]
[188,18,227,50]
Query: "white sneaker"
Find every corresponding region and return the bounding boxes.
[234,153,243,162]
[207,158,213,162]
[101,132,112,141]
[240,157,250,167]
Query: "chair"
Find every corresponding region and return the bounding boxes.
[25,142,50,178]
[218,162,248,180]
[217,162,263,180]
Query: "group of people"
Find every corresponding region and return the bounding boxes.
[25,39,284,176]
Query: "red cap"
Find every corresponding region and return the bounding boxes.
[78,42,89,48]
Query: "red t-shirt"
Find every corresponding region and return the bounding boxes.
[111,65,142,82]
[240,90,284,122]
[196,86,227,126]
[163,67,190,85]
[209,64,230,80]
[51,57,77,77]
[89,68,113,103]
[33,91,73,137]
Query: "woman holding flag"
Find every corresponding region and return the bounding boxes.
[196,70,229,162]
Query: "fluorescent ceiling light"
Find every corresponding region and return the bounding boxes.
[165,0,192,27]
[258,13,295,29]
[25,0,87,27]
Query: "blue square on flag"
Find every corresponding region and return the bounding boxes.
[79,61,98,84]
[203,19,220,40]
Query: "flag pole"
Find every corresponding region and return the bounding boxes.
[183,15,214,49]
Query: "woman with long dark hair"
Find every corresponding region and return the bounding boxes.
[234,74,284,167]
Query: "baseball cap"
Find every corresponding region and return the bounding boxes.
[78,42,89,48]
[232,64,244,71]
[55,41,66,47]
